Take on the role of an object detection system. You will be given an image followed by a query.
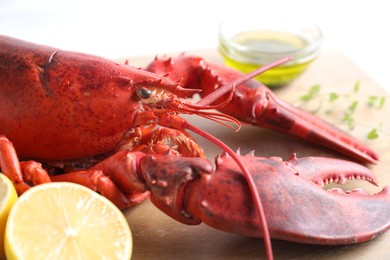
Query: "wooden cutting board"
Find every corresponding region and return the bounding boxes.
[122,47,390,259]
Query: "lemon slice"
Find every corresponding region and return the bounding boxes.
[0,174,18,258]
[4,182,132,260]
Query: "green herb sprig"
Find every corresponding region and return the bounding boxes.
[297,81,387,140]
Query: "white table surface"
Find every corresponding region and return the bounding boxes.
[1,0,389,93]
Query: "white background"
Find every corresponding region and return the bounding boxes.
[1,0,389,93]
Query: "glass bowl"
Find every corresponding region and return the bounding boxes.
[218,20,323,88]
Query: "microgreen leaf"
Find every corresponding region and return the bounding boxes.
[379,96,386,108]
[348,100,359,113]
[309,84,321,95]
[329,92,338,102]
[342,113,355,129]
[367,96,378,107]
[353,81,360,93]
[300,84,321,101]
[367,128,379,139]
[300,94,311,101]
[367,95,387,108]
[341,100,359,129]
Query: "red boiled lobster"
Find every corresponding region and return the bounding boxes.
[0,35,389,259]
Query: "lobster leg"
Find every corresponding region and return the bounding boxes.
[1,126,206,209]
[51,124,207,208]
[128,126,205,158]
[52,169,147,209]
[139,152,390,245]
[0,136,33,193]
[146,55,379,164]
[1,135,149,208]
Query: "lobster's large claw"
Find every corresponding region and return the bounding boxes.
[138,152,390,244]
[182,154,390,245]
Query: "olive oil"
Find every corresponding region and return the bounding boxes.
[219,30,321,88]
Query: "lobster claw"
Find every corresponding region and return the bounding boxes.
[139,154,214,225]
[145,55,379,164]
[141,153,390,245]
[281,155,390,244]
[247,88,379,164]
[202,61,380,164]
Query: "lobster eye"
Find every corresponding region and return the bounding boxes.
[136,87,152,99]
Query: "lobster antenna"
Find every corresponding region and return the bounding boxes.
[172,102,242,131]
[183,121,274,260]
[180,83,236,111]
[170,57,292,134]
[197,56,293,106]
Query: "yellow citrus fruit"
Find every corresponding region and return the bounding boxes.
[4,182,132,260]
[0,173,18,258]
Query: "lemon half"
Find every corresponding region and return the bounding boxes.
[0,174,18,258]
[4,182,132,260]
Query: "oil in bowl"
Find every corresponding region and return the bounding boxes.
[219,20,323,88]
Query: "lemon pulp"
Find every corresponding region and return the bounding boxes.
[4,182,132,260]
